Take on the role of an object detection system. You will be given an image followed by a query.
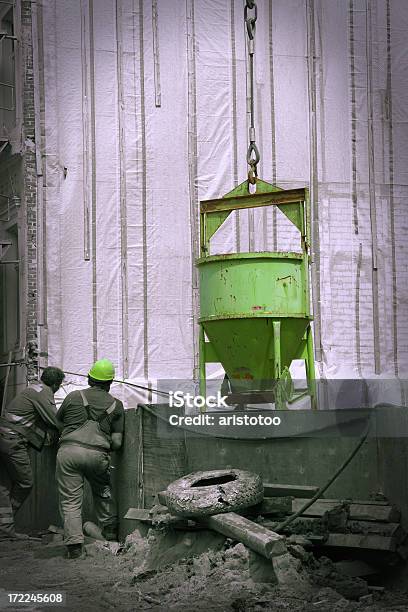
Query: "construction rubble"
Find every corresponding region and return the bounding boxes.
[6,479,405,611]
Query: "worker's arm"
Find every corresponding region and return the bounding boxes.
[110,401,125,451]
[32,395,61,431]
[55,395,70,426]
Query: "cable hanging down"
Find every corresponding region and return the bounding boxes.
[245,0,260,184]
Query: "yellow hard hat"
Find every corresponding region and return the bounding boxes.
[88,358,115,381]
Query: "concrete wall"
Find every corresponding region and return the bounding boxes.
[17,406,386,537]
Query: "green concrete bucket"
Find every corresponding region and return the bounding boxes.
[197,179,316,409]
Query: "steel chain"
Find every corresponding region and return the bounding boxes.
[244,2,257,40]
[244,0,259,183]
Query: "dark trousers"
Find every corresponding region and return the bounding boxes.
[0,433,33,538]
[56,444,117,545]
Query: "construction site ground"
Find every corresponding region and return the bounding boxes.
[1,531,408,612]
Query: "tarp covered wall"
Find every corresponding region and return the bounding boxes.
[33,0,408,404]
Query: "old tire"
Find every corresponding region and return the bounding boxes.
[164,469,264,518]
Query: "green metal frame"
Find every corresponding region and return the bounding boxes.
[198,179,316,409]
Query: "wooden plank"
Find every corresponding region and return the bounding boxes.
[349,504,400,523]
[292,499,400,522]
[291,499,345,517]
[263,484,319,498]
[202,512,286,559]
[124,508,152,522]
[324,533,397,552]
[318,499,389,506]
[346,521,404,539]
[247,497,292,516]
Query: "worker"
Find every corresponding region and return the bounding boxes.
[0,366,65,540]
[56,358,124,560]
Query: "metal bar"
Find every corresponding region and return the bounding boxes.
[116,0,129,379]
[0,361,25,367]
[306,0,323,367]
[201,188,307,214]
[365,0,380,374]
[186,0,200,382]
[89,0,98,361]
[199,325,206,399]
[355,243,363,377]
[229,0,240,251]
[386,0,399,378]
[151,0,161,107]
[272,320,281,380]
[306,326,317,409]
[0,351,12,415]
[268,0,277,250]
[80,0,91,260]
[138,0,149,380]
[349,0,359,234]
[0,260,19,264]
[138,407,145,508]
[199,212,206,256]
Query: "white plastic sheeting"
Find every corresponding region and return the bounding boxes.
[35,0,408,405]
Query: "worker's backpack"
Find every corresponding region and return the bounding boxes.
[59,391,116,451]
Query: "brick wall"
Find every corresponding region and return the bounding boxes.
[21,0,38,382]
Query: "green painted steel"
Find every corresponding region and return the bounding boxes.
[197,178,316,408]
[197,252,307,320]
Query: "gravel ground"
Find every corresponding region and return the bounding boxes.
[1,533,408,612]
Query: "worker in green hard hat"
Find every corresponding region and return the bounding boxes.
[55,359,125,560]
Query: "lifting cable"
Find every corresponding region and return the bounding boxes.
[43,367,171,398]
[245,0,260,184]
[275,423,371,532]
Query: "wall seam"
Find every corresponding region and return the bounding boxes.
[186,0,199,380]
[116,0,129,379]
[138,0,149,380]
[386,0,398,379]
[365,0,381,374]
[230,0,240,252]
[88,0,98,362]
[268,0,277,250]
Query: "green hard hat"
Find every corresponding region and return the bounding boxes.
[88,358,115,381]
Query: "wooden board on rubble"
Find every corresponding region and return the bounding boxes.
[292,499,400,522]
[246,497,293,516]
[323,533,397,552]
[263,483,320,498]
[317,499,390,506]
[124,508,153,522]
[346,521,404,540]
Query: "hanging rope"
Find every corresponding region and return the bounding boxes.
[245,0,260,184]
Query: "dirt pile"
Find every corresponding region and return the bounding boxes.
[106,528,407,611]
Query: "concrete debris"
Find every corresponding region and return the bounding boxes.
[2,532,408,611]
[311,556,369,600]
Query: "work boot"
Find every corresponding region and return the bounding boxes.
[66,543,85,560]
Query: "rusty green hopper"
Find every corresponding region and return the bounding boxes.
[197,180,316,409]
